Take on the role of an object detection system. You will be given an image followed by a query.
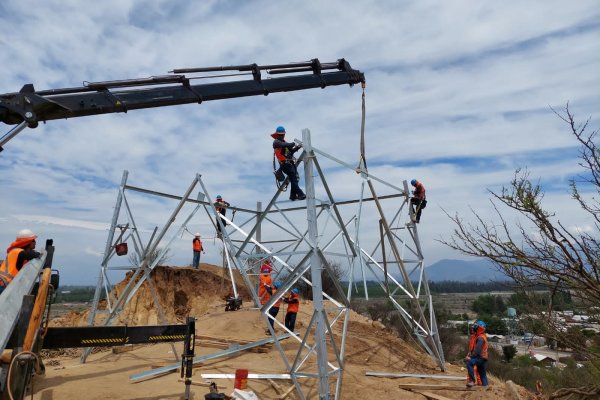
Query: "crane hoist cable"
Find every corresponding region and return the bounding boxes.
[356,82,367,172]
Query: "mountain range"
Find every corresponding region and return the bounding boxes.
[425,258,509,282]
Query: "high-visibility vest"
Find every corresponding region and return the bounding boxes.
[259,273,273,305]
[274,141,293,162]
[286,292,300,313]
[0,248,24,285]
[193,238,203,252]
[478,334,489,360]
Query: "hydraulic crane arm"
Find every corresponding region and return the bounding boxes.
[0,58,364,134]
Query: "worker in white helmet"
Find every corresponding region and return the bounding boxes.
[192,233,205,270]
[0,229,41,294]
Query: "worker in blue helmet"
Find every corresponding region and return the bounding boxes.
[214,194,231,238]
[409,179,426,223]
[283,287,300,333]
[265,281,283,334]
[466,320,489,387]
[271,126,306,201]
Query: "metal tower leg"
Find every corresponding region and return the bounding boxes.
[302,129,331,399]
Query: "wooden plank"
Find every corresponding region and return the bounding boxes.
[367,372,464,380]
[268,378,285,395]
[413,391,455,400]
[399,383,476,391]
[279,385,296,400]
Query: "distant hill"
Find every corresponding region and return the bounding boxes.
[425,259,509,282]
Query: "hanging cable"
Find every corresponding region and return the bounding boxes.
[356,82,367,172]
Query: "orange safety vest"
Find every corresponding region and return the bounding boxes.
[259,273,273,305]
[478,333,489,360]
[286,292,299,313]
[0,248,24,285]
[469,332,489,360]
[274,141,294,163]
[193,238,203,252]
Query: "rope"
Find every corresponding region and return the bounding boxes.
[356,82,367,172]
[7,351,41,400]
[273,155,288,192]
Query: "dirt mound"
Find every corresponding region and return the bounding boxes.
[53,264,251,327]
[40,266,533,399]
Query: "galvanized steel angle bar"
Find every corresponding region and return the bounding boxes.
[308,145,405,194]
[235,151,307,257]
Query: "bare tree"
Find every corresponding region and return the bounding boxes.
[439,105,600,362]
[128,247,172,267]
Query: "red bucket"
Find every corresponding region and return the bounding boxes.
[234,369,248,390]
[115,243,128,256]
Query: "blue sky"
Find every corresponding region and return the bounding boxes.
[1,0,599,284]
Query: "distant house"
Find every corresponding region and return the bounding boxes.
[532,354,556,367]
[572,315,590,322]
[487,334,505,343]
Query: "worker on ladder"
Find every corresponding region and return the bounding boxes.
[410,179,427,223]
[271,126,306,201]
[0,229,40,294]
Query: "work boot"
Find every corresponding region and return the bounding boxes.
[466,382,475,388]
[296,193,306,200]
[289,194,297,201]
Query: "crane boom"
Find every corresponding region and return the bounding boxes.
[0,58,364,129]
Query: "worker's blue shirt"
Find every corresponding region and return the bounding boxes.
[472,336,485,358]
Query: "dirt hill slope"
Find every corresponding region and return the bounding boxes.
[37,266,532,400]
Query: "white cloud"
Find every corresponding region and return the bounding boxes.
[1,0,598,284]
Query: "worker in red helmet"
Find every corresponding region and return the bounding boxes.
[192,233,205,270]
[0,229,41,294]
[258,260,274,306]
[271,126,306,201]
[410,179,427,223]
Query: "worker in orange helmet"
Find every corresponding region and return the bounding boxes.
[0,229,41,294]
[271,126,306,201]
[192,233,204,270]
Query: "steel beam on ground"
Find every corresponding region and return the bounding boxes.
[130,333,292,382]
